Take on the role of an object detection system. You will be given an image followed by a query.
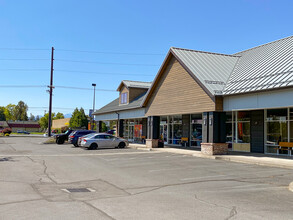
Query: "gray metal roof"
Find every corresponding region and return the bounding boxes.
[122,80,152,89]
[223,36,293,95]
[171,47,240,95]
[93,92,147,115]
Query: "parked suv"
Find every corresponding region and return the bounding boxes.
[55,129,74,144]
[68,130,97,147]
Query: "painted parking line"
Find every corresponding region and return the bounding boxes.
[180,174,228,181]
[149,167,193,173]
[0,151,163,157]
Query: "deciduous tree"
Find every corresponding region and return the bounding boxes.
[54,112,64,120]
[4,104,16,121]
[14,101,28,121]
[39,113,55,130]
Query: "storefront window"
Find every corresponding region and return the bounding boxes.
[168,122,173,144]
[160,116,168,143]
[225,112,232,148]
[164,115,183,145]
[237,111,250,143]
[191,114,202,147]
[123,120,129,139]
[173,124,182,144]
[123,119,144,143]
[266,109,288,154]
[290,108,293,142]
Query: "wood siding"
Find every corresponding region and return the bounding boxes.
[215,96,223,111]
[129,88,148,103]
[145,56,215,116]
[119,86,129,104]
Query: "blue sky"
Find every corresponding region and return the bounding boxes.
[0,0,292,116]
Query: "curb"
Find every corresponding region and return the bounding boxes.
[214,156,293,170]
[128,144,293,170]
[289,182,293,192]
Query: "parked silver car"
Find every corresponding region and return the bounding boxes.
[80,133,129,150]
[77,133,98,147]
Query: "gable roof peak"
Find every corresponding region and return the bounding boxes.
[171,47,239,58]
[117,80,152,91]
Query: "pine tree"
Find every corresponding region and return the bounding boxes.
[69,108,88,129]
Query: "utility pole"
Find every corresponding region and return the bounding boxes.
[92,83,96,130]
[48,47,54,137]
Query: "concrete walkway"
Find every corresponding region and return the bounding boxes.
[129,143,293,170]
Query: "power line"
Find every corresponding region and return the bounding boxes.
[0,85,46,88]
[55,69,154,76]
[0,48,49,51]
[0,85,117,92]
[55,59,159,67]
[56,48,164,56]
[0,69,49,71]
[29,107,90,110]
[0,58,49,61]
[54,86,116,92]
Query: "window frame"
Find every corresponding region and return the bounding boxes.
[120,92,128,104]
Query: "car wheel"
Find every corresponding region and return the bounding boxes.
[73,143,79,147]
[89,143,98,150]
[118,142,126,148]
[56,138,64,145]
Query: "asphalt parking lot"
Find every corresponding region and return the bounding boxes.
[1,137,293,220]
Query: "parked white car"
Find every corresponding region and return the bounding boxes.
[80,133,129,150]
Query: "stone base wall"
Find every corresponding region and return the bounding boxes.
[201,143,228,155]
[146,139,159,148]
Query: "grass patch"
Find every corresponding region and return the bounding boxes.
[43,137,56,144]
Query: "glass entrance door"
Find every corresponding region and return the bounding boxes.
[160,124,168,144]
[128,121,134,142]
[190,114,202,147]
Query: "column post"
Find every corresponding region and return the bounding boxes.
[146,116,160,148]
[201,112,228,155]
[118,119,124,137]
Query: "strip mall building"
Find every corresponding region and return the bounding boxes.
[93,36,293,156]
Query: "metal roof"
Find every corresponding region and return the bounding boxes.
[93,92,147,115]
[171,47,240,95]
[117,80,152,91]
[223,36,293,95]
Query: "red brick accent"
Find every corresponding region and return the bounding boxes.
[201,143,228,155]
[146,139,159,148]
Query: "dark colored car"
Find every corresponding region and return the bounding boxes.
[68,130,97,147]
[107,130,116,135]
[17,130,30,134]
[55,129,74,144]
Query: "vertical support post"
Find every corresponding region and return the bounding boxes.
[91,83,96,130]
[48,47,54,137]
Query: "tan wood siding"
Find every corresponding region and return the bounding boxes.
[215,96,223,111]
[129,88,148,102]
[145,57,215,116]
[119,86,129,104]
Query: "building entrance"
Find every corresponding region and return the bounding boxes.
[190,114,202,147]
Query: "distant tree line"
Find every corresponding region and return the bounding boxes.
[0,101,30,121]
[1,101,91,132]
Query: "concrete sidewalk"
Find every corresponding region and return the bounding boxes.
[129,143,293,170]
